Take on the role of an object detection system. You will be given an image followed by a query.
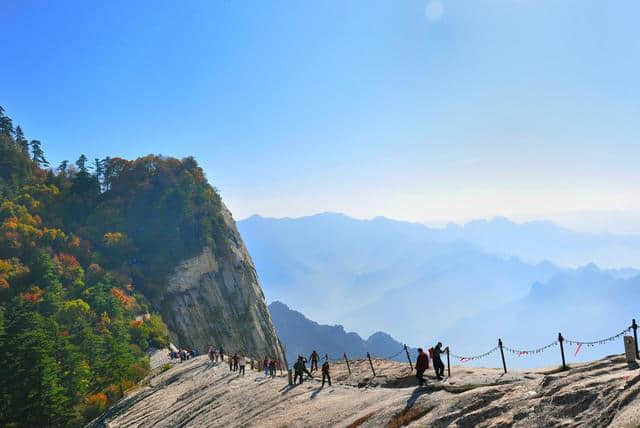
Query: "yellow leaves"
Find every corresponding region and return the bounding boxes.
[3,217,18,230]
[41,227,67,244]
[0,201,62,254]
[59,299,92,324]
[69,236,81,248]
[103,232,127,246]
[0,258,29,289]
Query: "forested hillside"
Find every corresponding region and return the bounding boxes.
[0,105,232,426]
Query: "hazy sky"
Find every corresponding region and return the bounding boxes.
[1,1,639,230]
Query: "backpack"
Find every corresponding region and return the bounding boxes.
[428,348,434,359]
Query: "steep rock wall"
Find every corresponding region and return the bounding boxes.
[156,204,285,362]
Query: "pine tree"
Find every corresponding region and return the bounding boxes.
[93,158,105,191]
[76,154,88,174]
[0,304,70,426]
[15,126,29,155]
[57,160,69,176]
[0,106,14,137]
[30,140,49,167]
[102,156,112,190]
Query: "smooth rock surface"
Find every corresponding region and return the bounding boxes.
[156,204,285,363]
[89,353,640,427]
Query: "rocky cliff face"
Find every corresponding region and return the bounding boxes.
[156,204,285,362]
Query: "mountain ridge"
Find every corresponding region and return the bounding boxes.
[269,301,417,364]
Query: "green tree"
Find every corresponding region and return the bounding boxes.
[31,140,49,167]
[15,126,29,155]
[76,155,88,174]
[0,304,71,426]
[57,159,69,176]
[0,106,14,137]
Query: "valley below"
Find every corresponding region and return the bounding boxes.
[89,352,640,427]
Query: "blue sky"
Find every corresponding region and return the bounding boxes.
[1,0,639,229]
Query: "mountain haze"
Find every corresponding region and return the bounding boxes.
[269,301,415,365]
[239,213,640,364]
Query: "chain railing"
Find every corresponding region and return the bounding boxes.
[285,318,640,383]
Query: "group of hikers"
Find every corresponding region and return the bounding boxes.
[170,348,198,361]
[206,344,282,378]
[262,356,280,377]
[175,342,447,389]
[415,342,447,386]
[293,350,331,387]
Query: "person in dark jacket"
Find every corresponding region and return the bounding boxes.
[416,348,429,386]
[269,359,277,378]
[432,342,446,380]
[310,350,319,372]
[232,354,239,371]
[321,359,331,387]
[293,357,305,384]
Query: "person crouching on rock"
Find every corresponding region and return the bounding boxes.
[238,354,246,376]
[294,356,312,384]
[415,348,429,386]
[321,358,331,387]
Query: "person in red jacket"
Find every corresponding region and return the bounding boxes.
[415,348,429,386]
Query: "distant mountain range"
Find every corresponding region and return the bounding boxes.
[239,213,640,355]
[442,216,640,269]
[269,301,417,365]
[440,264,640,368]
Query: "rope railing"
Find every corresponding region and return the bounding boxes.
[287,319,640,384]
[196,320,640,386]
[450,346,499,363]
[503,341,558,357]
[564,327,632,346]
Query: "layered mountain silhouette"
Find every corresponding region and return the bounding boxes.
[239,213,640,361]
[269,301,416,365]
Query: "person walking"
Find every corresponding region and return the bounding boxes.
[238,354,246,376]
[233,354,239,371]
[432,342,446,380]
[310,350,319,372]
[269,359,276,378]
[263,356,270,376]
[415,348,429,386]
[220,347,224,362]
[321,359,331,387]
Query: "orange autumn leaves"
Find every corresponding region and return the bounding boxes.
[111,287,136,310]
[0,200,68,255]
[0,257,28,289]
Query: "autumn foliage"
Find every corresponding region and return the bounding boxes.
[0,106,175,427]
